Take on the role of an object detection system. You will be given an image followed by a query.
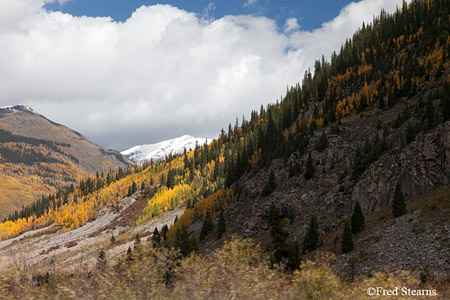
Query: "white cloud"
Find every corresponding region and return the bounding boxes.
[244,0,258,8]
[0,0,409,150]
[284,18,300,34]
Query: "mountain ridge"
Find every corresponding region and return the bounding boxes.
[122,134,208,163]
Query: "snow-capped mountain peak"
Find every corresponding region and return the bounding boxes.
[121,135,209,163]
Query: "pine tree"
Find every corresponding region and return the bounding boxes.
[127,246,133,261]
[161,224,168,240]
[302,216,319,254]
[304,153,315,180]
[406,124,415,144]
[287,241,301,272]
[110,234,116,244]
[341,221,354,253]
[131,181,137,194]
[392,182,407,217]
[351,201,365,234]
[315,132,329,152]
[200,213,213,241]
[217,209,226,239]
[261,170,277,196]
[134,233,141,246]
[152,227,161,245]
[425,97,435,129]
[442,90,450,122]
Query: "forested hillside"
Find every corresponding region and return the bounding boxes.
[0,105,131,219]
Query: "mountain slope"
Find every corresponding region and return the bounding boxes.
[0,105,132,173]
[0,105,132,219]
[122,135,208,163]
[0,0,449,287]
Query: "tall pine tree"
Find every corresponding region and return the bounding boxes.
[351,201,365,234]
[341,221,354,253]
[392,182,407,217]
[302,216,319,254]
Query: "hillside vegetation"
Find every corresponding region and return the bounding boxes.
[0,0,449,297]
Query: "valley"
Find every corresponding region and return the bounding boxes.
[0,0,449,298]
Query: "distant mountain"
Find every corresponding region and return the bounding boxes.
[122,135,208,163]
[0,105,132,173]
[0,105,132,218]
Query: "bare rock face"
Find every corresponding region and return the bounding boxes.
[352,121,450,215]
[0,105,132,173]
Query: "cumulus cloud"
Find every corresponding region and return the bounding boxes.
[284,18,300,34]
[0,0,408,150]
[244,0,258,8]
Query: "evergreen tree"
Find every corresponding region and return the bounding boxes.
[110,234,116,244]
[152,227,161,245]
[127,246,133,261]
[166,169,176,189]
[131,181,137,194]
[161,224,168,240]
[271,209,290,265]
[217,209,226,239]
[261,170,277,196]
[302,216,319,254]
[315,132,329,152]
[392,182,407,217]
[175,226,195,256]
[406,124,415,144]
[200,213,213,241]
[425,97,435,129]
[351,201,365,234]
[304,153,315,180]
[286,241,301,272]
[134,233,141,247]
[442,91,450,122]
[341,221,354,253]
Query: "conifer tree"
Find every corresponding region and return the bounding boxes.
[127,246,133,261]
[392,182,407,217]
[302,216,319,254]
[287,241,301,272]
[406,124,415,144]
[200,213,213,241]
[217,209,226,239]
[152,227,161,245]
[261,170,277,196]
[134,233,141,246]
[425,97,435,129]
[161,224,168,240]
[351,201,365,234]
[110,234,116,244]
[341,221,354,253]
[131,181,137,194]
[442,90,450,122]
[315,132,329,152]
[304,153,315,180]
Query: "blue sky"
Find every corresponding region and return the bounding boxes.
[45,0,356,31]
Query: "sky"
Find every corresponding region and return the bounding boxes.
[0,0,409,151]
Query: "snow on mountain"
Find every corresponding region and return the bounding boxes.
[121,135,209,163]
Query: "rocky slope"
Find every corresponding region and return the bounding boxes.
[222,91,450,275]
